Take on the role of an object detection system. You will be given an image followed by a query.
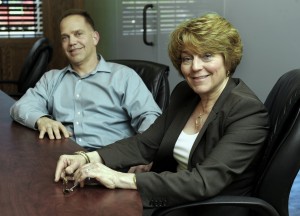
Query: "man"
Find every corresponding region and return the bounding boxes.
[10,9,161,151]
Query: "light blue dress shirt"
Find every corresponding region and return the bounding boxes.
[10,56,162,148]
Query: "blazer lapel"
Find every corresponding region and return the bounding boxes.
[188,78,237,168]
[158,95,199,161]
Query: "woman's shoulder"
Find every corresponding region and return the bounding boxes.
[172,80,194,96]
[231,78,263,104]
[222,78,267,115]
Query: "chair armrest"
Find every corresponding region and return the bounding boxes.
[151,195,280,216]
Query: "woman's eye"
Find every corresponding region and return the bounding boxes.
[202,53,213,62]
[181,56,193,64]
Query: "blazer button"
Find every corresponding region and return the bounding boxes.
[149,200,154,206]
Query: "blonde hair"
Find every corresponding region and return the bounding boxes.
[168,13,243,77]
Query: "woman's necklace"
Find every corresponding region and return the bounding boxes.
[195,102,212,130]
[195,113,204,129]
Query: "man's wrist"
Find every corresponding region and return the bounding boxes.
[35,115,51,129]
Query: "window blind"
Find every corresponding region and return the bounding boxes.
[121,0,217,36]
[0,0,43,38]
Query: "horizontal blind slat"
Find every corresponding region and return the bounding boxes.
[0,0,43,38]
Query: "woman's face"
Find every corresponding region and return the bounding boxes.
[180,50,229,98]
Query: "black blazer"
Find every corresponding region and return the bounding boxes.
[98,78,269,214]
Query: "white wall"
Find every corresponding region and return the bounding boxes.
[224,0,300,101]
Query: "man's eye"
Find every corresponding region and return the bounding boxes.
[61,36,68,42]
[75,32,83,37]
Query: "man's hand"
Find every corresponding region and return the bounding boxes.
[36,117,72,139]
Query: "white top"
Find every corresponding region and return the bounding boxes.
[173,131,199,171]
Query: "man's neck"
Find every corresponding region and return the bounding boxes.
[72,56,99,77]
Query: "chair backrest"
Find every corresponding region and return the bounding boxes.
[108,59,170,111]
[254,69,300,216]
[18,37,53,94]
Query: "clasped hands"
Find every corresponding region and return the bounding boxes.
[54,151,137,192]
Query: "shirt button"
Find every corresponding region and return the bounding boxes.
[78,138,82,142]
[76,94,80,98]
[76,121,79,125]
[77,111,81,115]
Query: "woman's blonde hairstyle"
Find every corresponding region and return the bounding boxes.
[168,13,243,77]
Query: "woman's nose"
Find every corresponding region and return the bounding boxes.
[192,56,204,71]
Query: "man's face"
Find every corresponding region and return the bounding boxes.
[60,15,99,67]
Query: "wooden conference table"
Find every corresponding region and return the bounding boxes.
[0,90,143,216]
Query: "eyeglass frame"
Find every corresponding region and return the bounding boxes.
[62,176,78,194]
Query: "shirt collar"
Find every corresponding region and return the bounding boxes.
[65,54,112,76]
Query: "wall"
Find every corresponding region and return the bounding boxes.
[85,0,225,91]
[85,0,300,102]
[224,0,300,101]
[84,0,118,58]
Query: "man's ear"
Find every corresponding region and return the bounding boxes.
[93,31,100,45]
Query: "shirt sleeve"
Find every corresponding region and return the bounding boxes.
[121,68,162,133]
[10,70,57,129]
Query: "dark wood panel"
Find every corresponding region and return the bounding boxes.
[0,39,35,93]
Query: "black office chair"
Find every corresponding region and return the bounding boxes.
[0,37,52,98]
[108,59,170,112]
[152,69,300,216]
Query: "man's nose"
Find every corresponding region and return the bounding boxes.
[69,35,77,45]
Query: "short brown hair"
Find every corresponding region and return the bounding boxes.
[168,13,243,77]
[59,9,95,30]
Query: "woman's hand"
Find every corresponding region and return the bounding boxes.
[128,162,153,173]
[73,162,137,190]
[54,154,86,182]
[54,151,103,182]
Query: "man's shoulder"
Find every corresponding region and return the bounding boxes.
[106,61,136,74]
[42,67,68,80]
[103,62,142,84]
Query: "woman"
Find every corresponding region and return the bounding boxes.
[54,13,269,216]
